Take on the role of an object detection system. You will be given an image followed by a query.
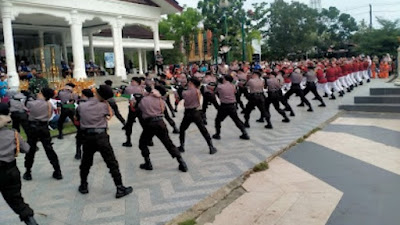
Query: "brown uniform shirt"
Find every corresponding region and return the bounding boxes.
[305,71,317,82]
[77,98,110,129]
[58,89,78,104]
[290,72,303,84]
[27,99,50,122]
[124,85,144,95]
[139,95,165,119]
[216,82,236,104]
[175,75,188,86]
[9,93,26,113]
[203,76,217,93]
[237,72,248,87]
[266,78,281,92]
[183,87,201,109]
[0,127,30,162]
[246,78,264,93]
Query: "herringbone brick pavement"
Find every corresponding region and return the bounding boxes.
[0,80,386,225]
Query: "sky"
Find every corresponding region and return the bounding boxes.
[176,0,400,27]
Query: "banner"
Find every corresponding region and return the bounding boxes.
[104,52,115,68]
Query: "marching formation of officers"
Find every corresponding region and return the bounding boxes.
[0,56,372,224]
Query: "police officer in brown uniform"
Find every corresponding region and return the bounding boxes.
[201,72,219,125]
[74,89,94,160]
[298,66,326,107]
[122,77,145,147]
[138,87,188,172]
[243,71,271,128]
[0,103,38,225]
[76,85,132,198]
[213,75,250,140]
[283,68,313,114]
[178,78,217,155]
[236,69,249,111]
[154,78,180,134]
[265,72,290,129]
[9,92,29,133]
[173,73,188,112]
[105,80,126,128]
[23,88,63,181]
[57,83,78,139]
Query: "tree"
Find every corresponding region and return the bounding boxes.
[159,7,203,62]
[353,18,400,57]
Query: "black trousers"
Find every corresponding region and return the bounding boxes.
[266,91,288,119]
[244,94,269,123]
[215,103,246,135]
[202,92,219,116]
[139,119,181,158]
[180,109,212,147]
[109,100,125,125]
[125,108,143,140]
[0,162,34,221]
[80,132,122,186]
[156,64,163,75]
[302,82,324,104]
[284,84,311,107]
[58,107,75,134]
[236,86,248,110]
[25,122,61,172]
[11,112,29,133]
[175,86,184,109]
[165,96,175,116]
[164,107,176,128]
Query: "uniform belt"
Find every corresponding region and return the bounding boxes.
[220,103,236,106]
[29,121,48,125]
[268,90,280,93]
[185,108,200,112]
[145,116,164,122]
[0,160,16,169]
[83,128,107,134]
[250,92,263,95]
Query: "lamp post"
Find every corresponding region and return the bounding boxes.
[241,15,246,62]
[219,0,230,64]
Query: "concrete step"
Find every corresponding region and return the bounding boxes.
[355,95,400,104]
[339,104,400,113]
[370,88,400,96]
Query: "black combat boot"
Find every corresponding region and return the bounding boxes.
[52,170,63,180]
[209,145,217,155]
[116,185,133,198]
[177,157,188,172]
[140,157,153,170]
[244,121,250,128]
[57,131,63,140]
[240,132,250,140]
[307,107,314,112]
[75,145,82,160]
[24,216,38,225]
[323,93,329,98]
[367,79,370,83]
[329,94,336,100]
[256,118,264,123]
[359,81,363,85]
[282,116,290,123]
[122,136,133,147]
[297,103,305,107]
[212,133,221,140]
[339,91,344,97]
[23,171,32,181]
[265,124,273,129]
[173,126,180,134]
[178,146,185,153]
[79,182,89,194]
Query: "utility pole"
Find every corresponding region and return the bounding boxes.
[369,4,373,29]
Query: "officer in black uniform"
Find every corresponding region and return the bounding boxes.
[73,89,94,160]
[105,80,126,128]
[178,78,217,155]
[0,103,38,225]
[57,83,78,139]
[24,88,63,181]
[76,85,132,198]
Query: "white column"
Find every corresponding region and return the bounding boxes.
[88,32,95,63]
[61,32,68,63]
[38,31,44,48]
[153,23,160,53]
[143,50,148,73]
[1,2,18,90]
[69,11,87,79]
[111,17,126,80]
[138,49,143,75]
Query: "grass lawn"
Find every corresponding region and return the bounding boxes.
[14,123,77,140]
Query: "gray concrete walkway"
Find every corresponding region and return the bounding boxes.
[0,79,390,225]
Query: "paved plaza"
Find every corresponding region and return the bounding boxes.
[0,79,392,225]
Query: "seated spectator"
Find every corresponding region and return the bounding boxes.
[0,73,9,103]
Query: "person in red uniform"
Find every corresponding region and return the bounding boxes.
[326,63,341,99]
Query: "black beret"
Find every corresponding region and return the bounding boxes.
[253,71,262,77]
[97,85,114,100]
[0,103,10,115]
[190,78,201,87]
[145,86,152,93]
[81,89,94,98]
[41,88,55,100]
[224,75,233,83]
[66,82,76,88]
[132,77,141,83]
[104,80,113,86]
